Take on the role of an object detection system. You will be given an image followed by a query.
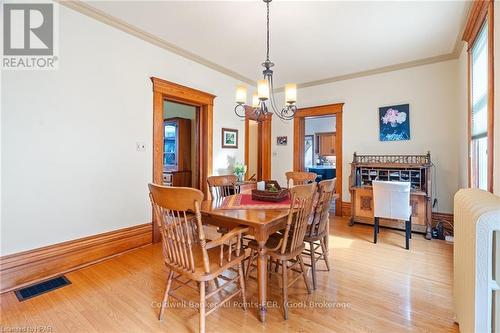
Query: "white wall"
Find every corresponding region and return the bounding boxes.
[1,5,246,255]
[272,60,460,213]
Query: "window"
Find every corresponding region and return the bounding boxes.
[463,1,494,192]
[470,22,489,190]
[163,122,177,166]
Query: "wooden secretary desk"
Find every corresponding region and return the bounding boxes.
[349,152,433,239]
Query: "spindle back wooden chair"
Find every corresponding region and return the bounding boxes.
[148,184,248,333]
[285,171,317,188]
[245,182,317,319]
[303,178,336,289]
[207,175,238,200]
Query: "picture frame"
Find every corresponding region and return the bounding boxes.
[379,103,410,141]
[221,128,238,148]
[276,136,288,146]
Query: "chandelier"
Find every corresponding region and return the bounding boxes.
[234,0,297,121]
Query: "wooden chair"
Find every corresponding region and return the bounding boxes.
[148,184,248,333]
[285,171,317,188]
[372,180,412,250]
[245,183,317,319]
[207,175,238,200]
[303,178,336,290]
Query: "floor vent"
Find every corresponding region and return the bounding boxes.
[14,276,71,301]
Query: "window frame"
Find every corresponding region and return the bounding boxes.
[463,0,494,192]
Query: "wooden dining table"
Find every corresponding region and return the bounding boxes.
[200,195,290,323]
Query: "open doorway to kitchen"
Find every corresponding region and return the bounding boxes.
[294,103,343,215]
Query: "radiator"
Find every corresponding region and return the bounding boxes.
[454,189,500,333]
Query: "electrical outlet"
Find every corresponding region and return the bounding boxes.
[136,142,146,151]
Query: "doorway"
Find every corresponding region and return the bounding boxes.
[293,103,343,216]
[244,111,272,181]
[163,100,198,188]
[152,77,215,242]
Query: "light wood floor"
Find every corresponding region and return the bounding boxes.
[0,217,458,333]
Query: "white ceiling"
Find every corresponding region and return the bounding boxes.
[84,0,469,87]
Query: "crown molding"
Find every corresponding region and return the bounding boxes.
[57,0,470,92]
[273,52,457,93]
[453,0,472,56]
[56,0,255,86]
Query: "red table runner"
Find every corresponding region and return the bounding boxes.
[219,194,291,210]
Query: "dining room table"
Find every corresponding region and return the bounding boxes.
[199,194,291,323]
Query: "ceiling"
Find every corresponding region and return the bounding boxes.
[83,0,469,88]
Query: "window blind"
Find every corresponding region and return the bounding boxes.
[471,22,488,140]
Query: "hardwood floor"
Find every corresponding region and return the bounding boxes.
[0,217,458,332]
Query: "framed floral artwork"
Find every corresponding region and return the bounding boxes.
[221,128,238,148]
[379,104,410,141]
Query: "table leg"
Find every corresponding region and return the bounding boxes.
[257,240,268,322]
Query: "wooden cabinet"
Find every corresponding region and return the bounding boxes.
[349,153,433,239]
[163,117,191,187]
[163,171,192,187]
[317,133,336,156]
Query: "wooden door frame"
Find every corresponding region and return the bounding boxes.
[151,77,215,242]
[293,103,344,215]
[244,111,272,181]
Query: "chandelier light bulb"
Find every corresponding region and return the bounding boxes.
[252,93,260,108]
[285,83,297,104]
[235,85,247,104]
[257,79,270,100]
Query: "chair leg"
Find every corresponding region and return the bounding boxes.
[199,281,206,333]
[320,238,330,271]
[298,255,312,294]
[281,260,289,320]
[309,241,317,290]
[158,270,174,320]
[237,263,247,311]
[405,220,410,250]
[373,217,379,244]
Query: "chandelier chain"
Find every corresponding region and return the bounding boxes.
[266,1,270,61]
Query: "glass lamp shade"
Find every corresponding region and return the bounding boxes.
[251,93,260,108]
[257,79,270,100]
[285,83,297,104]
[235,85,247,104]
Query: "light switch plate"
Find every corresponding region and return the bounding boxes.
[136,142,146,151]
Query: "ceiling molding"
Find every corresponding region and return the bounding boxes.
[56,0,256,86]
[452,0,472,57]
[58,0,470,92]
[274,53,457,93]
